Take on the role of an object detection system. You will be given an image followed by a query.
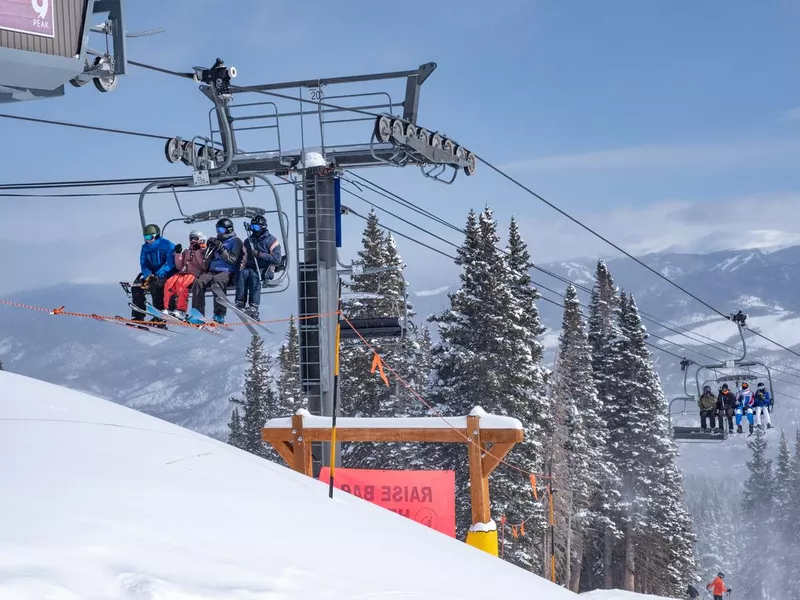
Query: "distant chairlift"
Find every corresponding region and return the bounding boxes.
[669,358,727,443]
[120,173,290,301]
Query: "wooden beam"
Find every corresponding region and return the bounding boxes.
[481,442,516,476]
[271,440,294,467]
[467,415,491,524]
[262,426,523,444]
[291,414,313,476]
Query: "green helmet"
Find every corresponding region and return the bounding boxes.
[143,224,160,240]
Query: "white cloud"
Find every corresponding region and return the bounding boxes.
[501,140,800,171]
[516,191,800,262]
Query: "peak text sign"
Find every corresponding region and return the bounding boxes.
[0,0,54,38]
[318,468,456,537]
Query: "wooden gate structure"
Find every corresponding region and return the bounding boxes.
[262,406,523,555]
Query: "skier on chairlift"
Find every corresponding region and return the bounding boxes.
[164,230,207,320]
[735,381,756,435]
[189,218,242,325]
[698,385,718,433]
[716,383,736,433]
[235,214,282,320]
[754,381,773,430]
[131,224,177,326]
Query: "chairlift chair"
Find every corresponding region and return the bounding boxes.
[669,360,727,442]
[120,173,290,302]
[337,264,409,342]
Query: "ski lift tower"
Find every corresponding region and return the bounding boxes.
[160,59,476,475]
[0,0,159,103]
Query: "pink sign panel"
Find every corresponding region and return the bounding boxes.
[0,0,55,38]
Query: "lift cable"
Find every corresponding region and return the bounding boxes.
[349,173,800,375]
[0,180,293,198]
[0,113,170,141]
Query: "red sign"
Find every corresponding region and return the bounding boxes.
[0,0,55,38]
[318,468,456,537]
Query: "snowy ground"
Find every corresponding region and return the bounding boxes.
[0,370,580,600]
[581,591,672,600]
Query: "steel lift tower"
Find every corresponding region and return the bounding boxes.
[157,59,476,474]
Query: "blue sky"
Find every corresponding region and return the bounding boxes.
[3,0,800,294]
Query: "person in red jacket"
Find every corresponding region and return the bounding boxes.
[164,230,207,319]
[706,572,731,599]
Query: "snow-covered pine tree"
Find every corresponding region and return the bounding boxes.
[740,426,774,599]
[277,316,302,415]
[227,335,277,460]
[429,207,548,570]
[227,406,244,449]
[549,284,607,592]
[772,430,793,596]
[786,429,800,598]
[615,292,697,595]
[488,212,549,571]
[0,360,4,370]
[582,259,623,590]
[338,209,427,470]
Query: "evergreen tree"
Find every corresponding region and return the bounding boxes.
[582,260,624,590]
[227,406,244,449]
[549,284,607,591]
[740,426,774,599]
[773,430,793,596]
[429,207,548,571]
[0,359,4,371]
[227,335,277,460]
[277,316,302,414]
[616,292,697,595]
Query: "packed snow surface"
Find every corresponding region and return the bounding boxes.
[580,591,672,600]
[0,371,572,599]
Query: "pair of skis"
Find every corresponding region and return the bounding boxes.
[210,284,274,337]
[95,312,180,338]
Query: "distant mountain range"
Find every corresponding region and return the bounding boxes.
[3,245,800,467]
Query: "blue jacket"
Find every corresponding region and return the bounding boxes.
[140,237,176,279]
[242,232,282,278]
[755,388,771,407]
[207,233,243,274]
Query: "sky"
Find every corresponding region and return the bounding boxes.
[3,0,800,295]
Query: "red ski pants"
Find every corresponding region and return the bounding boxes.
[164,273,196,312]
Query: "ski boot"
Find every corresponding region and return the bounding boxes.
[148,316,167,329]
[767,423,773,429]
[245,305,260,320]
[187,313,206,325]
[212,314,225,325]
[737,425,743,434]
[749,424,754,436]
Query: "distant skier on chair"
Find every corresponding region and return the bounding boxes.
[698,386,718,433]
[189,218,242,325]
[735,382,756,435]
[754,382,773,430]
[235,214,282,320]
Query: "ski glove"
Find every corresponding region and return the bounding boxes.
[174,244,183,254]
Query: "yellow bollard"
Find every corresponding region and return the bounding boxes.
[465,520,498,557]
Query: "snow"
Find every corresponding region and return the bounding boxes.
[469,520,497,533]
[580,592,672,600]
[265,407,524,430]
[300,150,327,168]
[0,370,570,599]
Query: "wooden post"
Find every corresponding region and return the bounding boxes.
[292,413,313,476]
[466,415,490,524]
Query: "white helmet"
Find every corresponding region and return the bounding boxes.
[189,229,206,243]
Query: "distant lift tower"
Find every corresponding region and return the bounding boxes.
[0,0,159,103]
[160,59,476,474]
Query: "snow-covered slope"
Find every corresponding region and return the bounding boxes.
[0,370,576,600]
[580,591,672,600]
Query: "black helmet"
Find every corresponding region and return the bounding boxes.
[703,385,711,392]
[143,224,160,240]
[718,572,725,578]
[722,383,729,390]
[215,218,234,235]
[758,382,765,388]
[250,214,267,236]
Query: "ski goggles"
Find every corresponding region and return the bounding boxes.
[143,233,156,241]
[189,235,201,241]
[216,226,228,234]
[250,223,263,232]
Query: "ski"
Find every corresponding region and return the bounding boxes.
[210,284,275,335]
[186,307,235,333]
[94,314,173,338]
[143,302,221,335]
